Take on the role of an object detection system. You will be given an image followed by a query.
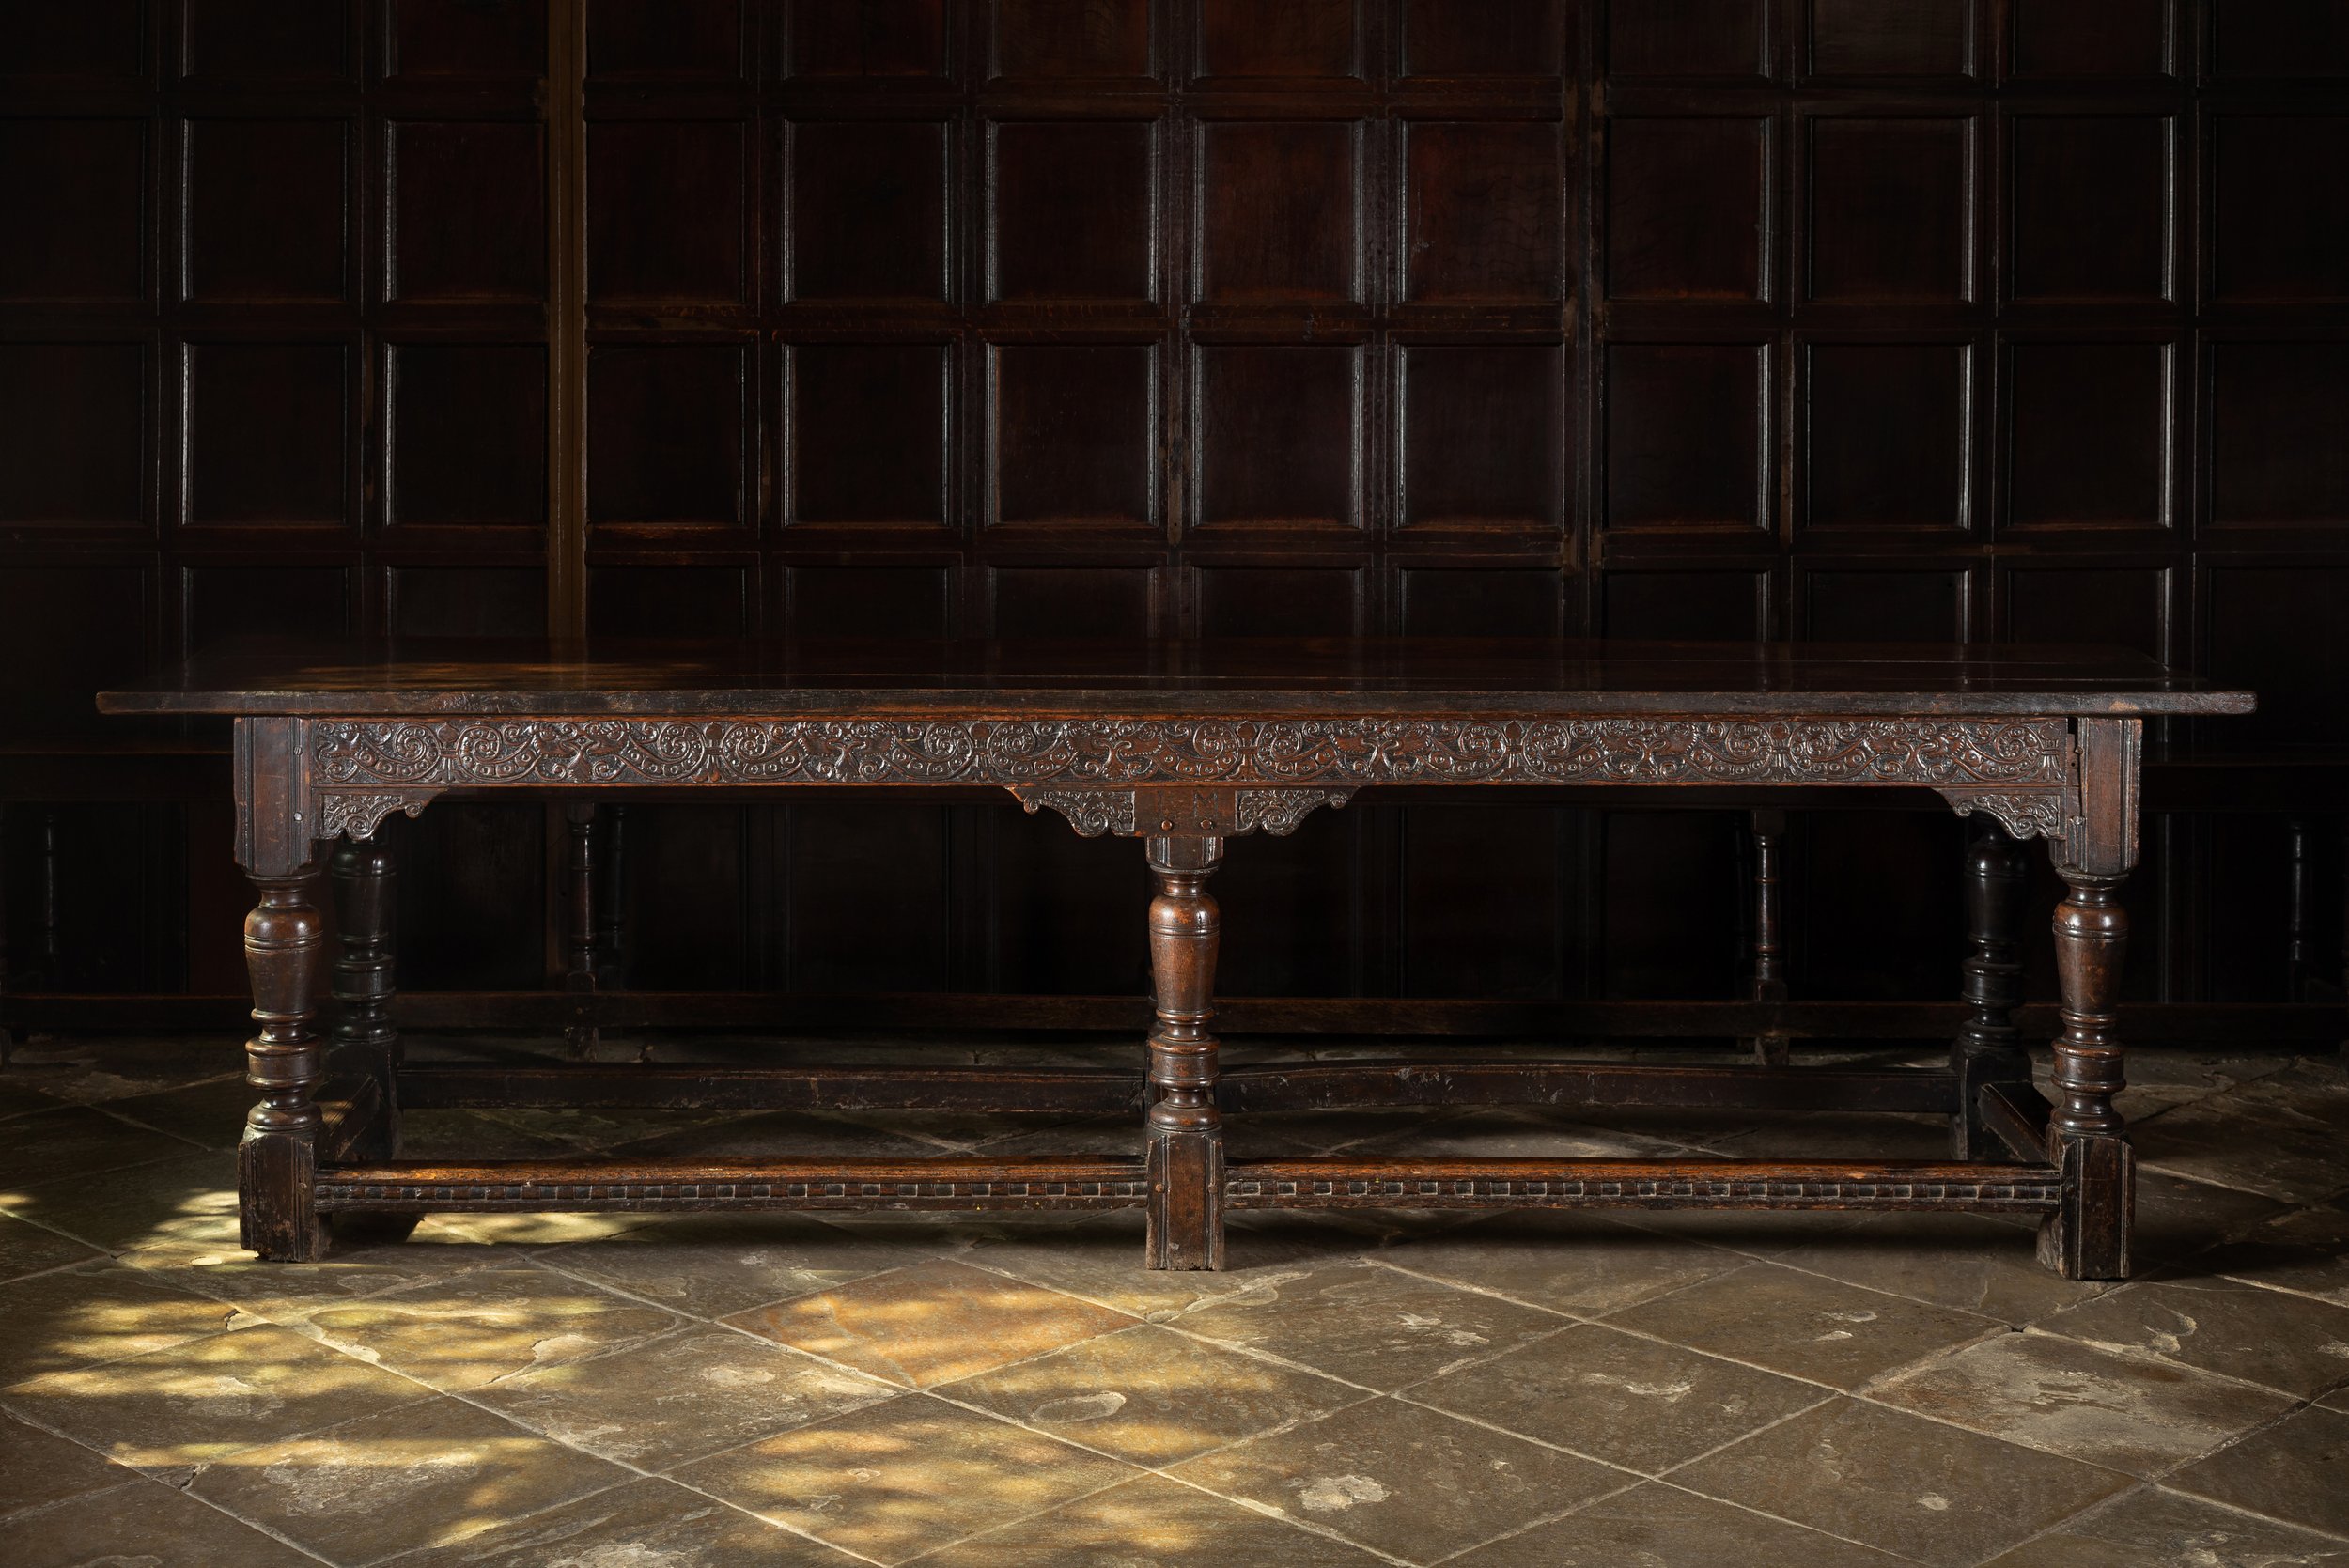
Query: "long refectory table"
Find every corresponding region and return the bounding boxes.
[99,639,2253,1280]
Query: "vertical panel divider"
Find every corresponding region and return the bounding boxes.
[546,0,589,641]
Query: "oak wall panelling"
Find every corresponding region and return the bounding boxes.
[4,1,2347,1023]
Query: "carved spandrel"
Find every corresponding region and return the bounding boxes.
[312,716,2075,791]
[316,792,437,843]
[1937,789,2068,844]
[1012,788,1138,838]
[1012,785,1353,839]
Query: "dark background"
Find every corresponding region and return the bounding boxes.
[3,1,2345,1017]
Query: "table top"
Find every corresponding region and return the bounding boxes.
[98,638,2256,720]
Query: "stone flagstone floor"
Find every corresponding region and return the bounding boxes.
[1,1031,2347,1566]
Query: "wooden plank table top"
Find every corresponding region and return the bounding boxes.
[99,639,2255,1281]
[101,636,2249,716]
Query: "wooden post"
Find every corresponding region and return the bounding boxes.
[564,803,598,1055]
[241,868,326,1261]
[1952,814,2031,1158]
[38,807,60,983]
[329,837,400,1160]
[2286,816,2311,1001]
[1144,834,1224,1270]
[1746,808,1790,1067]
[2038,718,2139,1281]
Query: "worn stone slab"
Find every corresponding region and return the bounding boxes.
[2201,1200,2349,1308]
[0,1213,105,1286]
[1772,1211,2114,1326]
[1976,1483,2349,1567]
[1165,1261,1570,1391]
[1,1324,432,1479]
[187,1395,628,1565]
[1447,1482,1916,1568]
[940,1322,1364,1466]
[385,1476,858,1566]
[1,1476,321,1568]
[1869,1330,2295,1478]
[728,1259,1136,1389]
[542,1211,927,1319]
[0,1263,242,1386]
[1375,1210,1750,1317]
[305,1263,680,1391]
[472,1327,894,1469]
[1166,1396,1621,1562]
[1673,1397,2130,1568]
[1612,1260,2002,1389]
[918,1472,1392,1567]
[674,1394,1138,1566]
[1407,1322,1831,1473]
[2167,1405,2349,1537]
[0,1106,201,1190]
[2038,1275,2349,1398]
[0,1412,136,1519]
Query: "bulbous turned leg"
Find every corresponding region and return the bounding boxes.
[1952,815,2031,1158]
[2037,868,2134,1281]
[241,868,326,1262]
[1144,834,1224,1270]
[330,837,400,1161]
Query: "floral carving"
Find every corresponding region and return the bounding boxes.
[1010,785,1356,839]
[1014,789,1137,838]
[316,792,433,843]
[1236,788,1353,836]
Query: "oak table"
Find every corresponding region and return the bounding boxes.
[100,639,2253,1280]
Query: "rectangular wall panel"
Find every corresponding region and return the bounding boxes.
[10,1,2347,1015]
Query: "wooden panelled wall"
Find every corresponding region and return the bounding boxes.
[3,1,2347,1012]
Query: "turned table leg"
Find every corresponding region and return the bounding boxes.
[1952,815,2031,1158]
[2036,718,2141,1281]
[1145,833,1224,1270]
[330,837,401,1161]
[241,866,327,1262]
[2039,865,2134,1279]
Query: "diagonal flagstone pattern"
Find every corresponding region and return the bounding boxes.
[2,1032,2348,1565]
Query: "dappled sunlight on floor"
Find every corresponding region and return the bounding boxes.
[0,1032,2344,1564]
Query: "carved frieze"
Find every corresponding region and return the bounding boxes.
[309,716,2075,792]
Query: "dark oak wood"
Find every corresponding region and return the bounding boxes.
[240,864,325,1263]
[1144,833,1223,1269]
[1952,815,2031,1159]
[13,990,2341,1046]
[1745,807,1790,1067]
[328,837,400,1161]
[103,637,2250,1280]
[562,803,598,1055]
[7,0,2345,1081]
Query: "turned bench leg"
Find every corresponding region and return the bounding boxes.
[1144,834,1224,1270]
[241,865,327,1262]
[1952,815,2031,1158]
[330,837,401,1161]
[2039,865,2134,1281]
